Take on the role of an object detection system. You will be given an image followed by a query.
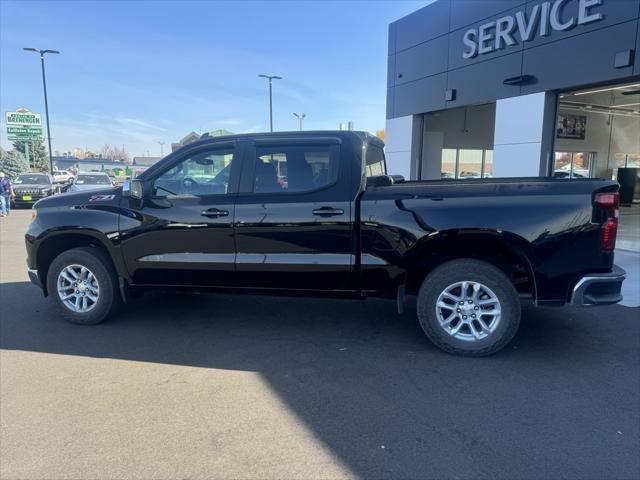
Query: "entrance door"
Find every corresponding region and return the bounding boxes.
[233,138,354,290]
[553,152,595,179]
[119,142,240,286]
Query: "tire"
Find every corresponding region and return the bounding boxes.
[417,259,520,356]
[46,246,122,325]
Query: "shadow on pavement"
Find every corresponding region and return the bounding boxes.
[1,280,639,479]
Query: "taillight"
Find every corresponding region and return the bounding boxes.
[595,192,619,210]
[601,217,618,251]
[595,192,619,251]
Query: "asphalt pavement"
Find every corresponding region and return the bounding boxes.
[1,209,639,479]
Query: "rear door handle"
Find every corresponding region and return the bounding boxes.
[312,207,344,217]
[201,208,229,218]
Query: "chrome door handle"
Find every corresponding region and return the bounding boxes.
[312,207,344,217]
[201,208,229,218]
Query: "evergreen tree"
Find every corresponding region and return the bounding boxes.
[0,147,30,178]
[12,138,49,172]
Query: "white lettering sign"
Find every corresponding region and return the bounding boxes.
[462,0,604,59]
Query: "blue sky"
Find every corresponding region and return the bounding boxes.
[0,0,428,157]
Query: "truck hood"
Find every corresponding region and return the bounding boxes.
[68,183,113,192]
[34,186,121,209]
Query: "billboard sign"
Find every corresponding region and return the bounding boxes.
[5,108,43,141]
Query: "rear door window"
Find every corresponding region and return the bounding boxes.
[252,144,339,193]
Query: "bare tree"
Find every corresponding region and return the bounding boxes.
[99,144,130,163]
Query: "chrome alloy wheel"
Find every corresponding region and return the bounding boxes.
[435,281,501,342]
[57,264,100,313]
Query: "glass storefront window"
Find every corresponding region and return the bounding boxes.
[441,149,456,179]
[458,149,483,179]
[553,152,594,179]
[483,150,493,178]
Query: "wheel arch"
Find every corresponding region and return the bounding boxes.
[35,230,124,296]
[405,229,537,299]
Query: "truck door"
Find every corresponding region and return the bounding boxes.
[233,137,354,290]
[119,141,240,286]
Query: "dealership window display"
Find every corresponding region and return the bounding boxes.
[555,81,640,185]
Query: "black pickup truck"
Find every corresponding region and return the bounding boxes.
[25,131,625,356]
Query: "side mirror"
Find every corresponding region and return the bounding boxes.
[366,175,395,188]
[123,179,143,199]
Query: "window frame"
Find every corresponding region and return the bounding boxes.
[148,141,240,199]
[239,138,342,197]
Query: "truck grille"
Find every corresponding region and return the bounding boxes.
[16,189,41,195]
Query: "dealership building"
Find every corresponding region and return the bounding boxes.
[385,0,640,187]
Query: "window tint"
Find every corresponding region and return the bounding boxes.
[153,148,234,197]
[75,174,111,185]
[14,174,50,184]
[253,144,337,193]
[365,145,386,177]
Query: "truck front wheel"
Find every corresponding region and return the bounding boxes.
[46,247,121,325]
[416,259,520,356]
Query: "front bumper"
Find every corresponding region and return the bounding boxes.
[13,195,47,205]
[570,265,626,306]
[28,267,42,288]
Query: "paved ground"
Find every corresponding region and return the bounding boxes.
[1,210,639,480]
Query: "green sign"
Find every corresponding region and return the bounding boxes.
[7,126,43,136]
[5,108,42,127]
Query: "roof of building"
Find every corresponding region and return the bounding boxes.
[132,156,162,166]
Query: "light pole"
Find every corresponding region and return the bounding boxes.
[158,141,165,157]
[24,48,59,174]
[293,113,306,131]
[258,74,282,132]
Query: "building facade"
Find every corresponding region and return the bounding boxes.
[386,0,640,186]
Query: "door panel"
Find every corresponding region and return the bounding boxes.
[234,140,354,290]
[119,143,240,286]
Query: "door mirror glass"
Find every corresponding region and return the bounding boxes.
[125,179,143,199]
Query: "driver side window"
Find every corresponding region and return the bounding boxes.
[153,148,234,197]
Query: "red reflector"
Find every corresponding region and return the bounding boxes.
[595,192,619,209]
[601,217,618,251]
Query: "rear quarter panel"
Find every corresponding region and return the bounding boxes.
[360,179,617,303]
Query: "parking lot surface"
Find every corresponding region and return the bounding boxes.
[1,209,639,479]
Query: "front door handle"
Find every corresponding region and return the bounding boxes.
[312,206,344,217]
[201,208,229,218]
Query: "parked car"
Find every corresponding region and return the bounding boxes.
[12,173,56,207]
[25,131,625,356]
[67,172,115,192]
[52,170,74,184]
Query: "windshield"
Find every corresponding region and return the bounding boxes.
[14,174,50,184]
[75,174,111,185]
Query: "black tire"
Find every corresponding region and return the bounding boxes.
[417,259,520,356]
[46,246,122,325]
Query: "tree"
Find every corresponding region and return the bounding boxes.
[375,129,385,141]
[0,147,30,178]
[12,138,49,172]
[99,144,130,163]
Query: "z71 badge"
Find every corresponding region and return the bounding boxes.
[89,194,116,202]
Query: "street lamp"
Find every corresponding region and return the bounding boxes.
[158,141,165,157]
[293,113,306,131]
[258,74,282,132]
[23,48,59,174]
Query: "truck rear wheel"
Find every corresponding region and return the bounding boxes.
[46,247,121,325]
[417,259,520,356]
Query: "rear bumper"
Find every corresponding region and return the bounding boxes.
[570,265,626,306]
